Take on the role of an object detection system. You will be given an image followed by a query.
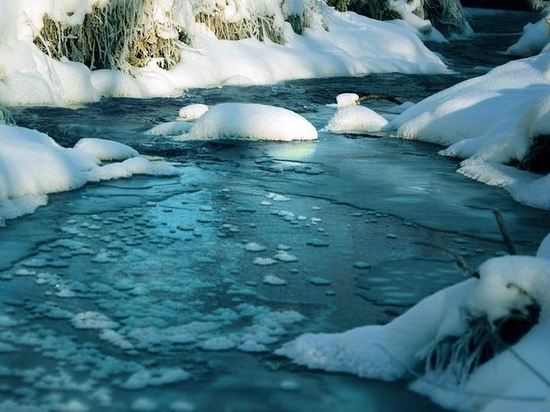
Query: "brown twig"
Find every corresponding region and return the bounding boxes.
[493,210,517,255]
[357,94,403,105]
[416,241,480,278]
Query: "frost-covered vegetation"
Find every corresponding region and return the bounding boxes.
[328,0,471,37]
[280,234,550,412]
[0,106,14,125]
[0,0,448,106]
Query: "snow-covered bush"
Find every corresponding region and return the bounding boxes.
[328,0,471,37]
[280,234,550,412]
[32,0,326,72]
[34,0,188,71]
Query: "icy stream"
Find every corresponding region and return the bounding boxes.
[1,9,549,412]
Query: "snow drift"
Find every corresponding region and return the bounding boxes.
[0,125,178,224]
[279,234,550,412]
[507,13,550,57]
[388,50,550,210]
[0,0,448,106]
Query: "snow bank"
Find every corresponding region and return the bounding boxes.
[507,14,550,57]
[179,103,318,141]
[0,1,448,106]
[388,50,550,209]
[327,105,389,134]
[280,240,550,412]
[170,9,448,90]
[0,125,178,223]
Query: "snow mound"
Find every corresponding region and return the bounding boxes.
[280,245,550,412]
[179,104,209,121]
[507,14,550,57]
[327,105,389,134]
[74,138,139,162]
[145,121,193,136]
[336,93,360,107]
[389,51,550,209]
[182,103,318,141]
[0,125,178,223]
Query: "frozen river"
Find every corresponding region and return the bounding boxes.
[1,9,549,412]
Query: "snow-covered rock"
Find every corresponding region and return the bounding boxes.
[389,50,550,209]
[335,93,360,107]
[178,104,209,121]
[279,237,550,412]
[0,125,178,223]
[180,103,318,141]
[327,105,389,134]
[507,14,550,57]
[74,138,139,162]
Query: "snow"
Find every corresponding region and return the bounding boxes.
[73,138,139,162]
[0,1,448,106]
[327,105,389,134]
[145,121,193,136]
[0,124,179,222]
[336,93,360,107]
[178,104,209,121]
[179,103,318,141]
[279,239,550,412]
[507,14,550,57]
[389,50,550,210]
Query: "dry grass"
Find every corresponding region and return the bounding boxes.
[195,13,285,43]
[0,106,15,125]
[328,0,469,35]
[34,0,187,71]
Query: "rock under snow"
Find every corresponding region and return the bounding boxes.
[327,105,389,134]
[178,104,209,121]
[73,138,139,162]
[182,103,318,141]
